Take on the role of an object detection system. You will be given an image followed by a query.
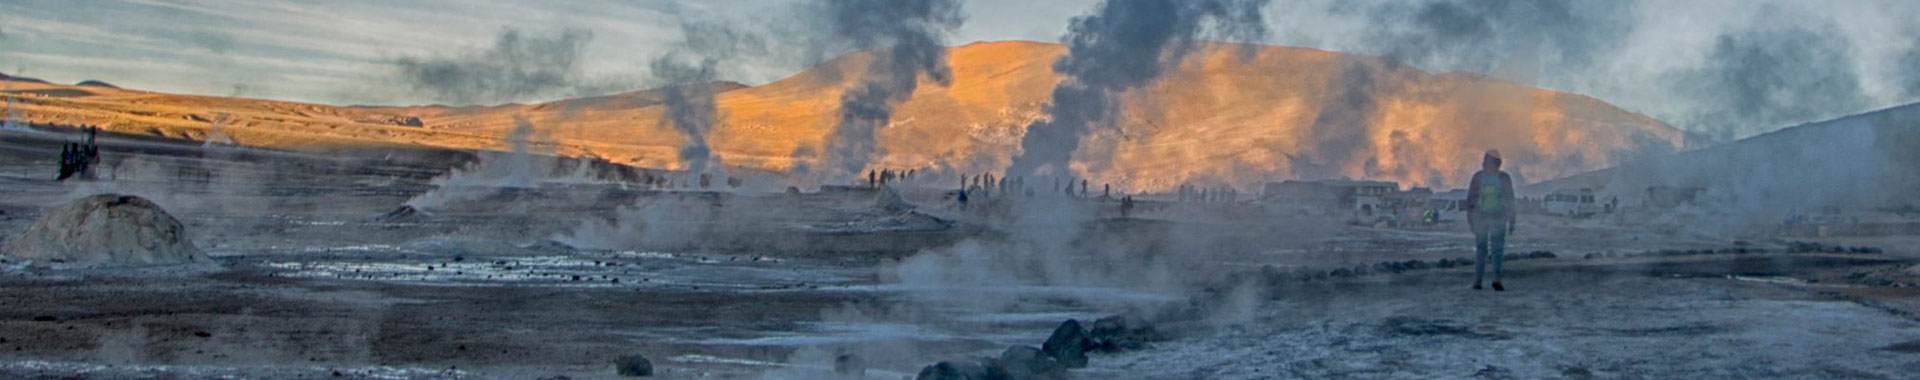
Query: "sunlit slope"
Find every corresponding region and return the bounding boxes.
[1,41,1684,191]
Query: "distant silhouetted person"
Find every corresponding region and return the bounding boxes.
[57,143,76,180]
[1465,150,1516,291]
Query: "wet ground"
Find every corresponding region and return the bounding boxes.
[1,129,1918,379]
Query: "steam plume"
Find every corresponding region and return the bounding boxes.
[648,20,772,184]
[393,28,593,105]
[816,0,965,183]
[1286,0,1917,140]
[1006,0,1269,179]
[651,56,724,183]
[1675,23,1872,142]
[1336,0,1633,74]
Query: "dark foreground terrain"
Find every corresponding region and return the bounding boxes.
[0,129,1917,379]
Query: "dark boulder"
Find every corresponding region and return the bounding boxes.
[614,354,652,377]
[1087,315,1158,353]
[834,353,866,378]
[998,345,1067,380]
[914,359,1004,380]
[1042,319,1090,368]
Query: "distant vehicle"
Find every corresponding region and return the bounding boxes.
[1544,188,1598,217]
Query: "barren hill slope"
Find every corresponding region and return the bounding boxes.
[1,41,1686,191]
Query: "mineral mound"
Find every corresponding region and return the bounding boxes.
[2,194,207,266]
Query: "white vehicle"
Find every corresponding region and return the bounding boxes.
[1544,188,1599,217]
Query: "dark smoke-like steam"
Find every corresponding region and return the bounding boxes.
[1337,0,1634,73]
[651,56,724,180]
[1290,60,1381,181]
[817,0,964,183]
[649,20,771,183]
[1007,0,1269,179]
[1675,23,1872,141]
[394,28,592,105]
[1301,0,1915,140]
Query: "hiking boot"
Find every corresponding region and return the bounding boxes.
[1492,281,1504,292]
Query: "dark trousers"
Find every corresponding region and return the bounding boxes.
[1471,214,1508,283]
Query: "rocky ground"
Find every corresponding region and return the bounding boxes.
[0,129,1916,379]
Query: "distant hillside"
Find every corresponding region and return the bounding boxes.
[75,80,120,89]
[1534,102,1920,215]
[0,73,48,84]
[0,41,1687,191]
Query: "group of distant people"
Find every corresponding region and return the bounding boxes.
[866,168,919,188]
[57,126,101,181]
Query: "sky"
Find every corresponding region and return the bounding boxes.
[2,0,1918,139]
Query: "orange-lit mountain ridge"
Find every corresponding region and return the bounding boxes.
[1,41,1686,191]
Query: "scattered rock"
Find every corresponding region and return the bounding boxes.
[1474,364,1514,379]
[997,346,1066,380]
[1042,319,1090,368]
[614,354,652,377]
[1087,315,1158,353]
[834,353,866,377]
[376,205,430,222]
[1,194,208,266]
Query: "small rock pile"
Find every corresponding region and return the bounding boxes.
[1784,241,1883,254]
[1261,250,1561,283]
[1576,242,1885,260]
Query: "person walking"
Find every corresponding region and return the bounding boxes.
[1465,150,1516,291]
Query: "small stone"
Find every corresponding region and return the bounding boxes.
[834,353,866,377]
[998,345,1066,380]
[914,359,1001,380]
[615,354,652,377]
